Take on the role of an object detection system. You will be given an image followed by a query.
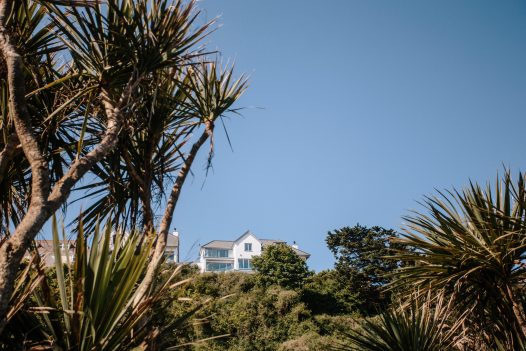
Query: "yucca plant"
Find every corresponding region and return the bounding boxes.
[0,251,49,350]
[2,216,195,350]
[333,293,467,351]
[391,170,526,347]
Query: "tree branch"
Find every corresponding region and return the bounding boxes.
[47,87,126,210]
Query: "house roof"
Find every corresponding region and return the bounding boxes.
[34,240,76,250]
[292,247,310,258]
[234,230,256,243]
[166,233,179,247]
[261,239,310,258]
[260,239,286,246]
[202,240,234,249]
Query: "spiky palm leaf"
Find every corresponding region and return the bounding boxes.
[333,293,467,351]
[0,0,87,235]
[6,216,194,350]
[391,170,526,347]
[74,61,248,233]
[43,0,212,88]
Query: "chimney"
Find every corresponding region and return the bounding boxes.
[292,241,298,250]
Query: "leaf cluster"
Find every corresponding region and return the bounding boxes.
[251,244,313,290]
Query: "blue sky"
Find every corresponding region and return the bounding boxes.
[167,0,526,271]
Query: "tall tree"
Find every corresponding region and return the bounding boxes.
[252,244,312,290]
[326,225,401,314]
[0,0,247,333]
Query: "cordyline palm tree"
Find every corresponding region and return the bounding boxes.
[333,293,467,351]
[0,0,247,335]
[74,60,247,305]
[391,170,526,348]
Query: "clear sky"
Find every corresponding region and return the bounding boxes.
[167,0,526,271]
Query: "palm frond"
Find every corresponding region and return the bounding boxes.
[333,293,467,351]
[391,170,526,346]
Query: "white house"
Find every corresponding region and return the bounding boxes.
[27,230,181,267]
[197,230,310,273]
[23,240,76,267]
[164,231,180,263]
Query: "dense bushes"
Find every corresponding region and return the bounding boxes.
[153,270,358,350]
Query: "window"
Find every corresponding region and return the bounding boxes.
[164,251,176,262]
[206,262,233,272]
[244,243,252,252]
[205,248,229,258]
[238,259,252,270]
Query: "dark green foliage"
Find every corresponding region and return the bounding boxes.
[252,244,312,290]
[154,271,349,351]
[326,225,402,314]
[198,286,317,351]
[333,294,466,351]
[302,270,361,315]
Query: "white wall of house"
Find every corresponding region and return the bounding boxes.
[232,233,261,270]
[198,247,235,273]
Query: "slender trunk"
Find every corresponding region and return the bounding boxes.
[47,88,125,208]
[0,0,51,333]
[122,147,154,232]
[133,121,213,306]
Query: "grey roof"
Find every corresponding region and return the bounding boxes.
[260,239,310,258]
[260,239,286,246]
[234,230,255,242]
[202,240,234,249]
[292,247,310,258]
[166,234,179,247]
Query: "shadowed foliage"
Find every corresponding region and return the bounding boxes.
[332,293,466,351]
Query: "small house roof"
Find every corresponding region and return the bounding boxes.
[292,247,310,258]
[260,239,286,246]
[202,240,234,249]
[166,233,179,247]
[234,230,257,243]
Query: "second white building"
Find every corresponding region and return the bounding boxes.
[197,230,310,273]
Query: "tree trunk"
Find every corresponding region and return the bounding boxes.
[0,3,136,328]
[0,0,51,332]
[133,121,213,306]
